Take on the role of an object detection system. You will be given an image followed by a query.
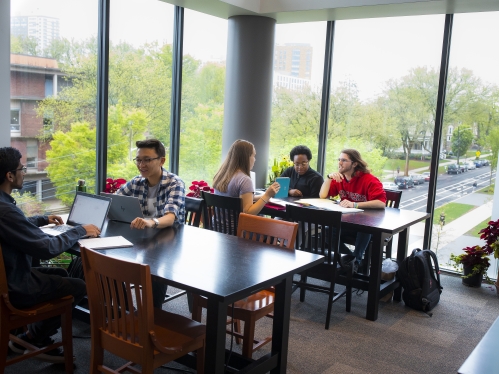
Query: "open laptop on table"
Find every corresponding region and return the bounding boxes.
[100,192,144,223]
[41,192,111,236]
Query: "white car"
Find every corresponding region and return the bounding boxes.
[467,162,476,170]
[382,182,399,190]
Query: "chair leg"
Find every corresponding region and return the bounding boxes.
[233,319,242,345]
[196,345,205,374]
[325,281,335,330]
[385,240,393,259]
[299,274,307,302]
[345,267,353,313]
[61,306,74,374]
[241,316,256,359]
[0,325,9,374]
[191,295,203,322]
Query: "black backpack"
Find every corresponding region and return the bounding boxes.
[397,248,443,316]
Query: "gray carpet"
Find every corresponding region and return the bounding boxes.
[4,273,499,373]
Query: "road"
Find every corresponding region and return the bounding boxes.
[396,166,496,211]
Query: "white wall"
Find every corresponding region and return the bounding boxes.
[0,0,10,147]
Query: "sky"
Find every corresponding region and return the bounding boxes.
[11,0,499,101]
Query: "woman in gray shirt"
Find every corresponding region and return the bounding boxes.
[213,139,279,215]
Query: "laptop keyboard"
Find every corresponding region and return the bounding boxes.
[51,224,73,233]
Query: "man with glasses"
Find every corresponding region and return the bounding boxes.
[280,145,323,198]
[320,148,386,272]
[117,139,185,307]
[0,147,100,363]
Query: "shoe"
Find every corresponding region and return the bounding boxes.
[8,333,74,364]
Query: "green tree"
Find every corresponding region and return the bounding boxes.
[451,125,473,164]
[11,191,47,216]
[11,35,39,55]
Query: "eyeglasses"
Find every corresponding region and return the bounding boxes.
[338,158,352,163]
[10,166,27,175]
[293,161,309,168]
[133,157,161,165]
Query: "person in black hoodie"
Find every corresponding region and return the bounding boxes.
[280,145,323,197]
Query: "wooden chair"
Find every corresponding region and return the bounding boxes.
[80,246,206,374]
[185,196,205,228]
[201,191,242,236]
[0,244,74,374]
[192,213,298,358]
[344,189,403,273]
[286,205,355,330]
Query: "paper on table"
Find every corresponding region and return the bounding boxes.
[78,236,133,249]
[294,198,363,213]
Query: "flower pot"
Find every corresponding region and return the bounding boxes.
[462,265,483,287]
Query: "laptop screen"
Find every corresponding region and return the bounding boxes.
[67,192,111,229]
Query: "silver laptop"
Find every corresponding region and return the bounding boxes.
[41,192,112,236]
[100,192,144,223]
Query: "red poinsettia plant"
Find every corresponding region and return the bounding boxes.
[479,218,499,259]
[104,178,127,193]
[186,180,214,198]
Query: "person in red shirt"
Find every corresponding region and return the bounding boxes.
[320,149,386,271]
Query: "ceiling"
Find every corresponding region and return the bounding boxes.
[162,0,499,23]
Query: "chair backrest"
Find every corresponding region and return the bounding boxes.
[185,196,205,227]
[201,191,242,236]
[385,189,402,208]
[286,205,342,265]
[237,213,298,249]
[80,246,163,358]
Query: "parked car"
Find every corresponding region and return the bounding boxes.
[474,159,484,168]
[457,162,468,172]
[382,182,399,190]
[447,164,461,174]
[411,174,425,185]
[422,171,431,182]
[394,176,414,189]
[467,162,476,170]
[478,158,490,166]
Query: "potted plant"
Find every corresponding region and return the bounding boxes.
[450,218,499,288]
[450,246,491,287]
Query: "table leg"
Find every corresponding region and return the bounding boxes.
[394,227,409,301]
[205,297,229,374]
[270,276,292,374]
[366,232,383,321]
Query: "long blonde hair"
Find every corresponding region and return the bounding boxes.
[213,139,254,193]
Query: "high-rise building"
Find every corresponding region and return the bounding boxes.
[273,43,312,79]
[11,16,60,53]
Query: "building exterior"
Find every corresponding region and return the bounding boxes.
[10,54,63,199]
[274,43,312,79]
[11,15,60,54]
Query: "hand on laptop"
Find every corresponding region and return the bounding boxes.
[47,215,64,225]
[83,224,101,238]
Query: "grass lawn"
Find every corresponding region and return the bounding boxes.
[477,184,495,195]
[465,217,491,238]
[433,203,476,225]
[383,159,429,171]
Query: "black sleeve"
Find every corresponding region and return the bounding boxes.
[309,173,325,198]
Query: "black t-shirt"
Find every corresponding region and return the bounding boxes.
[280,167,324,198]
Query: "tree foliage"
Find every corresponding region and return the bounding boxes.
[451,125,474,162]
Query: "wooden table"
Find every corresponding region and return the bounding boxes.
[262,199,430,321]
[74,222,324,374]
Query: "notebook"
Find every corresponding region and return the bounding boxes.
[274,177,290,199]
[100,192,144,223]
[78,236,133,249]
[41,192,112,236]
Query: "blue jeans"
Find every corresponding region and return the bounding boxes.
[337,228,372,263]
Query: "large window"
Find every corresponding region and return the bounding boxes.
[11,0,98,211]
[327,15,445,256]
[431,12,499,276]
[178,9,228,185]
[108,0,174,186]
[270,22,326,181]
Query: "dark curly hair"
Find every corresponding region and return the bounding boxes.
[290,145,312,161]
[136,139,166,158]
[0,147,22,185]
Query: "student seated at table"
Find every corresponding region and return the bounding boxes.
[320,148,386,272]
[117,139,185,307]
[213,139,279,214]
[0,147,100,363]
[280,145,323,198]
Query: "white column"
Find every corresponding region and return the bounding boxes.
[0,0,10,147]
